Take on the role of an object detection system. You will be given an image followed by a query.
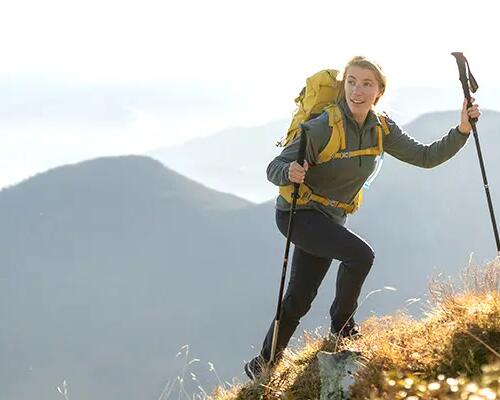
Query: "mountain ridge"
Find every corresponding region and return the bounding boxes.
[0,155,254,212]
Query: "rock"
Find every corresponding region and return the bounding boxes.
[316,350,361,400]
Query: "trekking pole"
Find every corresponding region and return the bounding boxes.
[269,124,308,364]
[451,52,500,254]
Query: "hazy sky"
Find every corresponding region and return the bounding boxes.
[1,0,499,188]
[3,0,498,86]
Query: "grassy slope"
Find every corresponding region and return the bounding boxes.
[210,259,500,400]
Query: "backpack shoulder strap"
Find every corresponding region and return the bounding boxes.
[378,113,391,136]
[375,113,391,154]
[317,104,345,164]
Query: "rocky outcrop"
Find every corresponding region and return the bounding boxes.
[317,350,361,400]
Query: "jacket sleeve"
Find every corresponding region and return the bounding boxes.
[383,118,470,169]
[266,113,330,186]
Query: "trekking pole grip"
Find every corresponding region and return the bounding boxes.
[297,123,308,166]
[292,124,309,198]
[451,52,478,123]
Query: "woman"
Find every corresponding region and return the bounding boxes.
[244,56,480,380]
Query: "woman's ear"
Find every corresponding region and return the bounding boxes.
[373,90,383,106]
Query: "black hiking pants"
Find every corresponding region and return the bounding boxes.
[259,209,375,362]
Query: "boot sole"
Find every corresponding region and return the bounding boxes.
[244,362,257,380]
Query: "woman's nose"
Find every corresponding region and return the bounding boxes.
[353,84,363,93]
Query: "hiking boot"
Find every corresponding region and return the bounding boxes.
[330,320,361,339]
[244,355,269,381]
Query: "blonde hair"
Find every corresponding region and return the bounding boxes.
[342,56,387,105]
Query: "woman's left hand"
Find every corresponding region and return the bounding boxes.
[458,97,481,134]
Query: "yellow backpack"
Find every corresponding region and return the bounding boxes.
[278,69,390,214]
[278,69,344,147]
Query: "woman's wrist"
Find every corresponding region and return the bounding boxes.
[458,124,471,135]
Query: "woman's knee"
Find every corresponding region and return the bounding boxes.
[282,291,315,320]
[364,247,375,266]
[348,230,373,260]
[353,243,375,272]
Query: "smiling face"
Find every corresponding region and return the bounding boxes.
[344,65,383,125]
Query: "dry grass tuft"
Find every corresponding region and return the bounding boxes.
[209,258,500,400]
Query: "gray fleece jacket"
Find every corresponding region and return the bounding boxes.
[267,98,470,225]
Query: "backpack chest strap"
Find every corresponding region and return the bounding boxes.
[318,108,386,164]
[333,146,381,159]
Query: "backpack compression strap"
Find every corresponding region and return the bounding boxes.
[279,182,360,213]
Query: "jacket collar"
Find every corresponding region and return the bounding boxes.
[338,98,383,130]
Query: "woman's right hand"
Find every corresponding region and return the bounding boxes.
[288,160,309,184]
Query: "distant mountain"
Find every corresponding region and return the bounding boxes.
[1,148,499,400]
[149,119,288,202]
[0,156,263,400]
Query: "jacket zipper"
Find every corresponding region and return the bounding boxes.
[358,134,362,167]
